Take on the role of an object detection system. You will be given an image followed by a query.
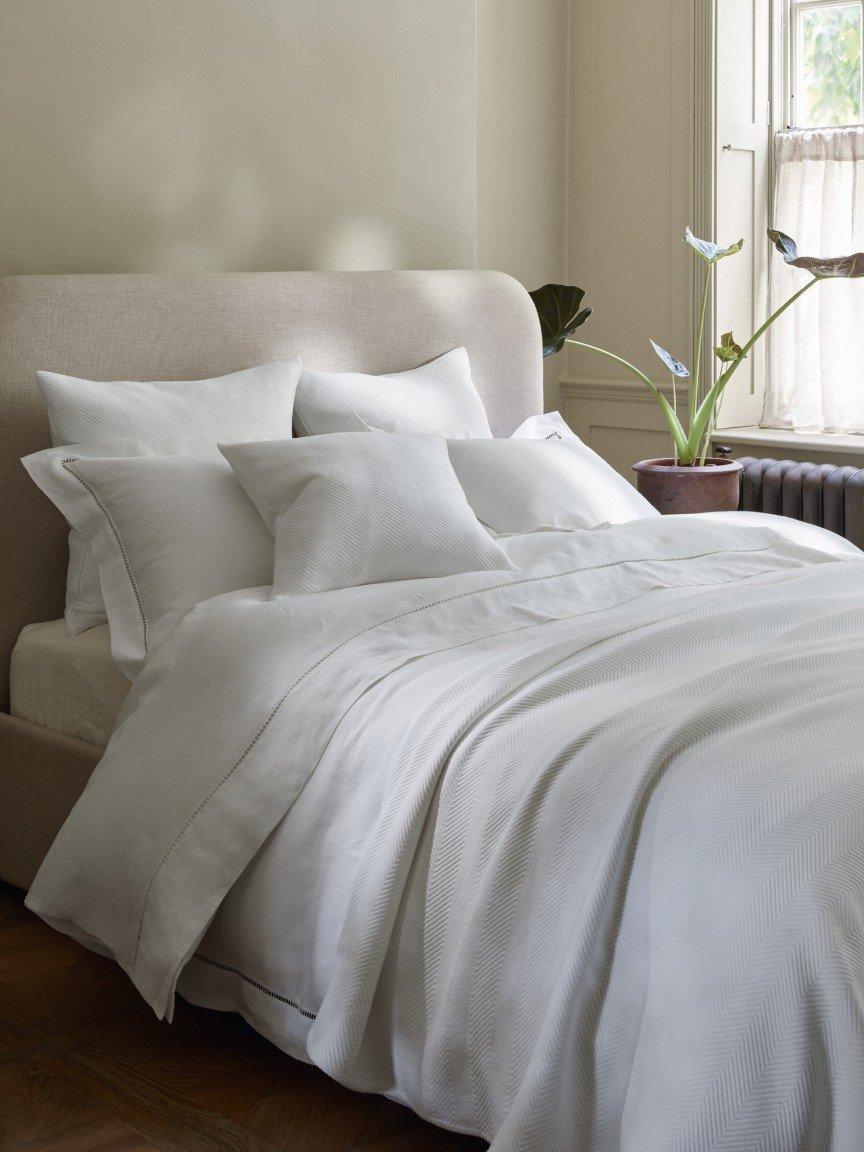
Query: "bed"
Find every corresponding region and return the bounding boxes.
[0,269,540,889]
[7,272,864,1152]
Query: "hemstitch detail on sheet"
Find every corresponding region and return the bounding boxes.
[192,953,317,1019]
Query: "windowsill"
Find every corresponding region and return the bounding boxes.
[715,425,864,462]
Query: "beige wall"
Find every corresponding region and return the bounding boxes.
[476,0,570,412]
[563,0,695,474]
[0,0,476,275]
[1,0,571,407]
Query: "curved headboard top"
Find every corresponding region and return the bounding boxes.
[0,270,542,707]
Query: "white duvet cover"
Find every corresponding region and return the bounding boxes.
[26,513,864,1152]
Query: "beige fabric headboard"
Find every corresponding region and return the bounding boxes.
[0,270,542,709]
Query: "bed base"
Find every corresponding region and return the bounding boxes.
[0,712,99,890]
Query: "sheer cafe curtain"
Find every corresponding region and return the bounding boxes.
[763,126,864,433]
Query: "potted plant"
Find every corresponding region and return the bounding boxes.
[531,228,864,514]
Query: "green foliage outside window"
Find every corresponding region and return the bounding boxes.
[800,3,862,127]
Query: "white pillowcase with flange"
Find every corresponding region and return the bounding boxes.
[511,411,581,442]
[36,358,301,635]
[447,437,659,536]
[22,445,275,680]
[221,432,513,596]
[292,348,492,440]
[32,438,222,637]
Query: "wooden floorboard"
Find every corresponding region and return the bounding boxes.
[0,883,486,1152]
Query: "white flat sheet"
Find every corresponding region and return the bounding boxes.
[26,514,864,1152]
[11,620,129,746]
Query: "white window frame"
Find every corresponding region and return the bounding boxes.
[785,0,864,129]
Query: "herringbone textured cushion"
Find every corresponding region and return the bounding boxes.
[221,433,513,596]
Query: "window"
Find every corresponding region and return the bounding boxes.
[708,2,864,436]
[759,1,864,434]
[788,0,863,128]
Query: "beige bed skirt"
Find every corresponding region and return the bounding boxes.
[0,711,100,890]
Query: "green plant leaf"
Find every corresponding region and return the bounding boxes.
[685,228,744,264]
[656,394,691,461]
[768,228,864,278]
[566,337,690,459]
[650,339,690,378]
[714,331,744,363]
[529,284,593,357]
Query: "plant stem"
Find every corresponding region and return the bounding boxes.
[692,264,711,428]
[733,275,818,366]
[565,338,691,462]
[671,375,678,464]
[687,275,820,463]
[698,389,720,468]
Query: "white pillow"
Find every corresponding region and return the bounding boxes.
[36,358,301,634]
[220,433,513,596]
[37,358,302,445]
[293,348,492,440]
[447,437,659,536]
[36,438,220,636]
[511,411,580,442]
[22,446,274,679]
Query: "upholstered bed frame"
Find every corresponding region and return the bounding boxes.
[0,270,542,889]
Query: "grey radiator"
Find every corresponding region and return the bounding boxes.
[737,457,864,548]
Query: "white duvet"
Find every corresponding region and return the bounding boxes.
[26,513,864,1152]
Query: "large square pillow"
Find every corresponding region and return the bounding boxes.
[220,432,513,596]
[22,445,275,679]
[36,358,301,634]
[293,348,492,440]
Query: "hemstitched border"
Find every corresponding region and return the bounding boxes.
[192,953,317,1019]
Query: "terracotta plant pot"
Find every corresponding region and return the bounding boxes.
[632,457,743,515]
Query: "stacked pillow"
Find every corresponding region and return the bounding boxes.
[25,346,657,682]
[293,360,656,536]
[26,360,301,675]
[24,443,278,679]
[24,350,502,678]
